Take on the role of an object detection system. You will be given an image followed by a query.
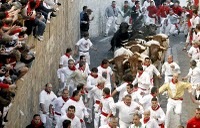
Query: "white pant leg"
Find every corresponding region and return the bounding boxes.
[164,76,172,84]
[106,17,114,35]
[174,100,182,115]
[124,16,130,24]
[100,115,108,126]
[165,24,171,36]
[94,111,100,128]
[54,114,61,125]
[40,113,47,124]
[113,17,118,33]
[165,98,176,128]
[119,120,130,128]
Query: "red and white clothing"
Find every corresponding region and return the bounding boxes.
[55,114,81,128]
[100,96,115,126]
[21,3,36,20]
[76,62,90,77]
[161,61,180,83]
[60,67,75,89]
[89,86,103,128]
[129,123,145,128]
[186,117,200,128]
[147,5,157,24]
[143,64,160,86]
[99,124,119,128]
[149,106,165,127]
[186,67,200,90]
[61,98,89,121]
[39,90,57,124]
[123,89,142,103]
[116,82,129,101]
[51,96,68,123]
[190,15,200,29]
[188,46,200,60]
[132,71,151,94]
[59,54,74,67]
[112,101,143,128]
[141,117,159,128]
[139,94,158,110]
[97,66,113,90]
[76,38,93,65]
[86,74,99,90]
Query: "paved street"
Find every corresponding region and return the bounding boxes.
[86,31,198,128]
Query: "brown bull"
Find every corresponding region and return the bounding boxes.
[148,44,166,64]
[123,40,147,54]
[146,34,169,48]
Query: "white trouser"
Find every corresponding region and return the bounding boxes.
[138,87,150,95]
[164,75,173,84]
[119,119,131,128]
[94,106,101,128]
[165,98,182,128]
[105,16,118,35]
[100,114,109,126]
[180,22,188,35]
[79,51,90,65]
[40,112,53,127]
[160,17,167,34]
[166,24,178,36]
[123,16,130,24]
[54,114,61,125]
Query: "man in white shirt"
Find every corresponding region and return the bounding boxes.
[99,116,119,128]
[123,83,142,103]
[60,59,76,94]
[88,77,105,128]
[61,90,89,128]
[98,59,116,91]
[143,57,161,87]
[59,48,74,67]
[39,83,57,127]
[129,113,145,128]
[111,74,133,101]
[112,94,143,128]
[139,87,159,110]
[75,32,96,65]
[132,66,151,94]
[56,105,81,128]
[188,41,200,61]
[75,55,90,77]
[161,55,181,83]
[149,97,165,128]
[141,110,159,128]
[100,87,116,126]
[49,89,69,125]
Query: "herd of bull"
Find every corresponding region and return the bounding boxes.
[109,22,170,84]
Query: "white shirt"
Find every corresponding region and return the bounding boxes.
[142,0,151,10]
[161,61,181,76]
[76,62,90,76]
[97,66,113,87]
[61,98,88,119]
[59,54,74,67]
[99,124,119,128]
[116,82,128,101]
[86,75,99,90]
[143,64,160,79]
[188,46,200,60]
[113,101,143,123]
[190,15,200,28]
[39,90,57,113]
[55,114,81,128]
[132,72,151,90]
[187,67,200,84]
[169,81,177,97]
[101,97,115,116]
[51,97,68,115]
[123,89,142,103]
[148,106,165,125]
[139,94,157,110]
[141,118,159,128]
[60,67,75,84]
[129,123,145,128]
[76,38,93,52]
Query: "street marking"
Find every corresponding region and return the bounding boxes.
[99,36,112,42]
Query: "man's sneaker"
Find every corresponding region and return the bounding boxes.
[47,20,51,23]
[36,36,44,41]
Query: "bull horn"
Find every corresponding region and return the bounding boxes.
[138,57,144,62]
[123,59,128,64]
[156,24,162,28]
[159,46,166,50]
[108,58,114,63]
[134,52,141,56]
[124,46,132,49]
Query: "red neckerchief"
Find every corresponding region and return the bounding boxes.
[143,117,150,124]
[70,97,78,102]
[78,67,84,72]
[104,95,110,99]
[138,71,143,77]
[69,66,76,71]
[65,53,70,58]
[81,90,85,95]
[143,64,150,67]
[45,90,50,94]
[31,120,43,128]
[67,113,75,120]
[62,96,69,102]
[171,79,177,84]
[101,64,107,69]
[90,73,98,78]
[152,105,160,111]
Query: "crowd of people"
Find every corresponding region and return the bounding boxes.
[0,0,61,127]
[0,0,200,128]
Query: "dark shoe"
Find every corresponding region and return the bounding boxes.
[57,2,61,6]
[185,35,187,38]
[50,12,56,17]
